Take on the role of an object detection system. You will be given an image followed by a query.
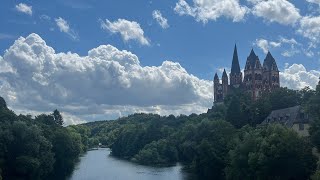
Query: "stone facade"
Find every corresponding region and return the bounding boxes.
[214,45,280,103]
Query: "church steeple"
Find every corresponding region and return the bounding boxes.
[222,69,228,77]
[230,44,243,87]
[214,73,219,81]
[231,44,241,75]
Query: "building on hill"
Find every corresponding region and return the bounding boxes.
[214,44,280,103]
[262,106,312,137]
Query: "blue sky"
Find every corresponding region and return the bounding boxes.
[0,0,320,124]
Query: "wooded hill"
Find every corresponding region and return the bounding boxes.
[72,86,320,179]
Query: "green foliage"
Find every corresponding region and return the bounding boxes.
[0,98,84,180]
[133,139,178,165]
[311,170,320,180]
[0,84,315,179]
[51,129,82,176]
[52,109,63,126]
[307,86,320,152]
[226,124,317,180]
[75,86,320,179]
[0,97,7,109]
[177,119,236,179]
[222,87,307,128]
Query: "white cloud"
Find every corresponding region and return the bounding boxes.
[174,0,249,23]
[250,0,301,25]
[255,39,269,53]
[298,16,320,43]
[307,0,320,5]
[100,19,150,46]
[254,37,301,56]
[15,3,32,16]
[55,17,79,40]
[281,49,300,57]
[39,14,51,21]
[152,10,169,29]
[0,33,212,125]
[280,64,320,90]
[270,41,281,48]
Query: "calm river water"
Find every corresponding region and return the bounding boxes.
[68,148,188,180]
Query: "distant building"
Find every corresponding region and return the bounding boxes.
[214,45,280,103]
[262,106,311,136]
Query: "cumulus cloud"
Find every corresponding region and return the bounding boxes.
[100,19,150,46]
[152,10,169,29]
[15,3,32,16]
[298,16,320,43]
[280,64,320,90]
[0,33,212,125]
[255,39,269,54]
[55,17,79,40]
[174,0,249,23]
[250,0,301,25]
[254,37,300,56]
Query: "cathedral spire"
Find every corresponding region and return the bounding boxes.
[222,69,227,77]
[214,73,219,80]
[231,44,241,75]
[263,51,278,71]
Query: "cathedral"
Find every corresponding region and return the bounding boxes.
[214,45,280,103]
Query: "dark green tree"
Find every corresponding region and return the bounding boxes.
[226,124,317,180]
[52,109,63,126]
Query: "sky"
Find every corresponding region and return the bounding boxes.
[0,0,320,124]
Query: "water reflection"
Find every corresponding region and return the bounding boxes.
[68,148,187,180]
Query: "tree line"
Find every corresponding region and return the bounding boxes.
[1,84,319,179]
[0,98,87,180]
[78,86,320,179]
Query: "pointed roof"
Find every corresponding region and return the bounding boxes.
[222,69,228,77]
[263,51,279,71]
[246,48,259,67]
[214,73,219,80]
[231,44,241,74]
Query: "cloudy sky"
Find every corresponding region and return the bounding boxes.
[0,0,320,124]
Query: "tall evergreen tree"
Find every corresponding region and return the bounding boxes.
[52,109,63,126]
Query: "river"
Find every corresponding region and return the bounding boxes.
[68,148,188,180]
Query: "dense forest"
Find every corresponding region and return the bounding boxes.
[0,99,87,180]
[0,85,320,180]
[73,86,320,180]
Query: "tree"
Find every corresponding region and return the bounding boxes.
[0,97,7,109]
[51,129,81,177]
[226,95,247,128]
[52,109,63,126]
[226,124,317,180]
[1,121,55,180]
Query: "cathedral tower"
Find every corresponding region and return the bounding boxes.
[214,73,223,103]
[229,44,243,88]
[262,51,280,91]
[222,69,228,98]
[244,49,263,100]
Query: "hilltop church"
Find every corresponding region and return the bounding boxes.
[214,45,280,103]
